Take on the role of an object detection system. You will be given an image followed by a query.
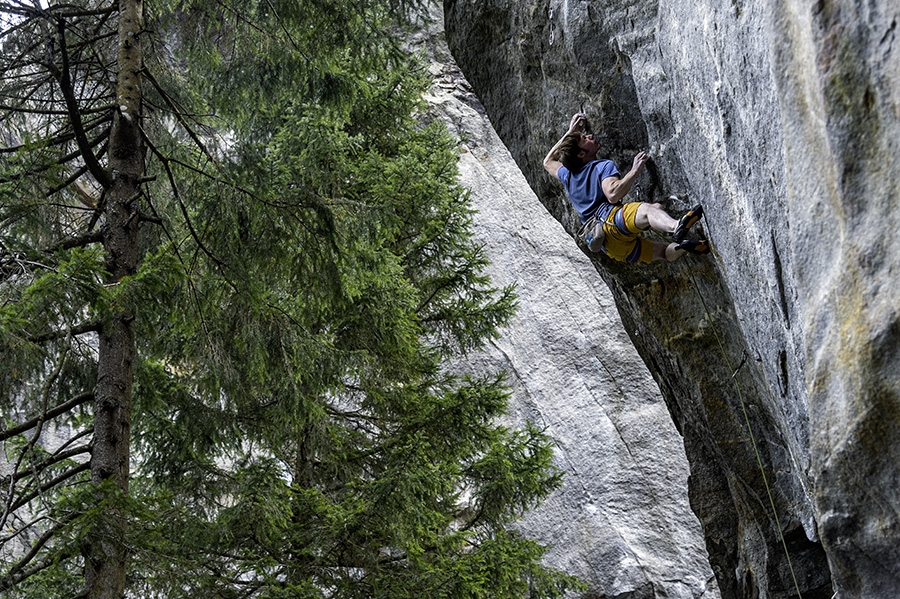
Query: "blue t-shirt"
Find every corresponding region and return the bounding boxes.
[558,159,620,222]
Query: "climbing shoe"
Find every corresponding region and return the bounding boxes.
[675,238,710,255]
[673,204,703,242]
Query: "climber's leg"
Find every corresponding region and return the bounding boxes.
[635,202,679,235]
[655,241,685,262]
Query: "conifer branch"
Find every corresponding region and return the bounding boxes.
[0,112,111,157]
[416,266,472,314]
[27,320,100,343]
[4,461,91,516]
[0,102,113,117]
[50,4,117,19]
[48,162,91,196]
[0,337,74,531]
[1,512,78,583]
[0,1,40,21]
[0,2,116,20]
[260,0,310,61]
[139,120,265,207]
[142,129,231,272]
[213,0,272,40]
[0,391,93,442]
[0,538,79,594]
[0,513,51,546]
[142,67,220,167]
[49,426,93,457]
[4,445,91,486]
[45,139,110,198]
[140,185,221,347]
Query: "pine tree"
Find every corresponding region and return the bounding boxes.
[1,1,581,597]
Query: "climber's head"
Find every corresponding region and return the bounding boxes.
[558,131,600,171]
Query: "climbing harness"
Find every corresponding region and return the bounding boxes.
[576,214,605,252]
[682,212,805,599]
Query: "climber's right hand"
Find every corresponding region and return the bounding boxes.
[569,113,587,132]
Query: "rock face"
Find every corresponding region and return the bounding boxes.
[418,15,719,599]
[442,1,900,598]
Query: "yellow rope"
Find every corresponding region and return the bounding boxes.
[682,261,804,598]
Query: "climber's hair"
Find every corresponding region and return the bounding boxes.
[557,130,588,172]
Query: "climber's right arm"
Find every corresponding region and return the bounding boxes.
[542,150,563,180]
[543,113,587,179]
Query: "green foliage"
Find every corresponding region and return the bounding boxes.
[1,0,579,597]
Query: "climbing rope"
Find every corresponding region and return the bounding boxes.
[680,215,805,598]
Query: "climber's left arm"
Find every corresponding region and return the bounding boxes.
[601,151,649,204]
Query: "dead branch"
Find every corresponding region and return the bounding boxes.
[49,17,111,187]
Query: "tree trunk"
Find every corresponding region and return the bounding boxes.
[86,0,145,597]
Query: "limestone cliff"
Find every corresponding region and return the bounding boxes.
[442,1,900,598]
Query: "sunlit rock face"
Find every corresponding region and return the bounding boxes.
[443,0,900,598]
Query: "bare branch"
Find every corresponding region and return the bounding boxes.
[0,102,113,117]
[49,17,111,187]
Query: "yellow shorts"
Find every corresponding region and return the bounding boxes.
[601,203,653,264]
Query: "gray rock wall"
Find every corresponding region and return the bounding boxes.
[443,0,900,598]
[417,13,719,599]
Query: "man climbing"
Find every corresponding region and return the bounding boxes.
[543,113,708,263]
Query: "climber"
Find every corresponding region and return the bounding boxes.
[543,112,708,263]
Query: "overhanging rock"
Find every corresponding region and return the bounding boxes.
[444,0,900,597]
[415,9,719,599]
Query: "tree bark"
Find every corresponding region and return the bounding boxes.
[85,0,145,597]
